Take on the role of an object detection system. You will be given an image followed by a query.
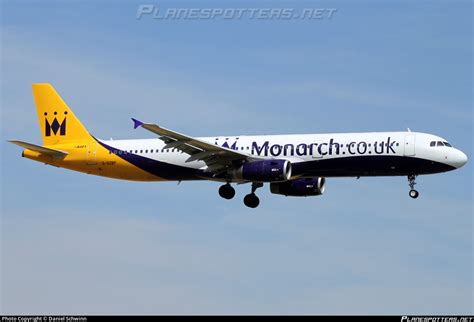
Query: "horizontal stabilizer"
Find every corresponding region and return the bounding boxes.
[9,140,68,157]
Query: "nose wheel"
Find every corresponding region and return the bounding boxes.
[244,182,263,208]
[409,189,419,199]
[219,183,235,200]
[408,174,419,199]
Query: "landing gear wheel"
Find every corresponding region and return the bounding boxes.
[407,174,419,199]
[244,193,260,208]
[219,183,235,200]
[409,189,419,199]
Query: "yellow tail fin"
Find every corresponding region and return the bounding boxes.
[33,83,93,145]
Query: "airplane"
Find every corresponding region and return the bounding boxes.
[9,84,468,208]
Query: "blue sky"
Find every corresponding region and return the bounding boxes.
[1,0,472,314]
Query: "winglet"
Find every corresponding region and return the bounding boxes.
[131,118,143,129]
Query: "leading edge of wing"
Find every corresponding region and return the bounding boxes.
[130,118,263,172]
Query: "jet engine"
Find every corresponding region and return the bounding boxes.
[232,160,292,182]
[270,177,326,196]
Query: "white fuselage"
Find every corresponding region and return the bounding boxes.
[100,131,467,181]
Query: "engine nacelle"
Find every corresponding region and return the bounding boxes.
[232,160,292,182]
[270,177,326,196]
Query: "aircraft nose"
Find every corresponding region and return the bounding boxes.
[453,149,468,168]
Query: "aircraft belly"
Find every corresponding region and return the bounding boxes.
[292,155,455,177]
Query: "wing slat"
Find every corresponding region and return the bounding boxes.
[131,118,264,176]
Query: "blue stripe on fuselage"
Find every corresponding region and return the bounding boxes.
[96,139,203,181]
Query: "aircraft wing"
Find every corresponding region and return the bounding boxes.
[131,118,262,175]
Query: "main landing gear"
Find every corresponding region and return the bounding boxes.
[218,182,263,208]
[244,182,263,208]
[408,174,419,199]
[218,183,235,200]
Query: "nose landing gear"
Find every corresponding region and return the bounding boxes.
[408,174,419,199]
[243,182,263,208]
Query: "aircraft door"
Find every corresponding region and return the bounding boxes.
[404,133,416,156]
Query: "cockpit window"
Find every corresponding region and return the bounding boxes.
[430,141,452,147]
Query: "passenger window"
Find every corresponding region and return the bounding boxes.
[437,142,444,147]
[140,150,143,153]
[135,150,138,153]
[430,141,436,147]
